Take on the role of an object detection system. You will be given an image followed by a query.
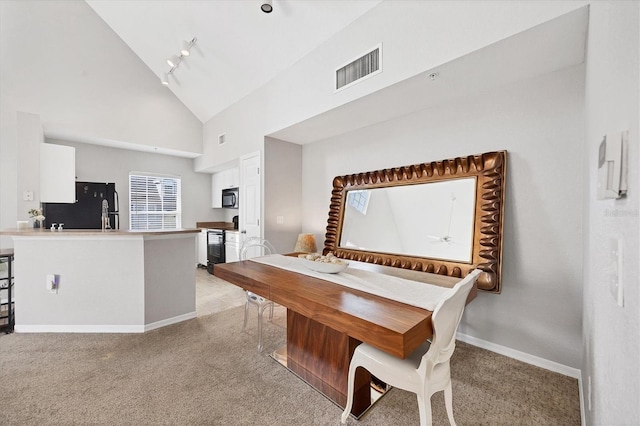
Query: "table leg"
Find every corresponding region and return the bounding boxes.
[286,309,371,416]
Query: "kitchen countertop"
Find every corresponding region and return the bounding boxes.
[0,228,200,236]
[195,221,237,230]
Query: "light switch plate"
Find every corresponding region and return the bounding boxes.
[46,274,59,293]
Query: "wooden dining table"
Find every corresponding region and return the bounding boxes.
[214,258,471,417]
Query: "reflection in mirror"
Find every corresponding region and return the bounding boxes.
[340,178,477,262]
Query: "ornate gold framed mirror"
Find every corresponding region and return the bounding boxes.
[323,150,507,293]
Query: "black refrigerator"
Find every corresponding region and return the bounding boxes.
[43,182,119,229]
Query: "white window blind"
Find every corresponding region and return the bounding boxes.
[129,173,182,230]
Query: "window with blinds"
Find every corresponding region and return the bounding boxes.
[347,190,370,215]
[129,173,182,230]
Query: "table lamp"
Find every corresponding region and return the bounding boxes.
[294,233,317,253]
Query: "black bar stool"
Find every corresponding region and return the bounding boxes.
[0,249,15,333]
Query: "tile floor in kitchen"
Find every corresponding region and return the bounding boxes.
[195,266,247,316]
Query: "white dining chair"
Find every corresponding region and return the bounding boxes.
[341,269,482,426]
[239,237,276,352]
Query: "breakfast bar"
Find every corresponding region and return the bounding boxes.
[0,228,200,333]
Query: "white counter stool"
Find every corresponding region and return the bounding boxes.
[0,249,15,333]
[239,237,276,352]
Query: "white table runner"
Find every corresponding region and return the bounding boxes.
[249,254,452,311]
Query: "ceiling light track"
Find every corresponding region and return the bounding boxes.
[161,37,197,86]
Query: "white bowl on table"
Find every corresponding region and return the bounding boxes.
[298,256,348,274]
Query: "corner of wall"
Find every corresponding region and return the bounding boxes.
[582,1,640,424]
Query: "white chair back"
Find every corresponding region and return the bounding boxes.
[240,237,276,261]
[418,269,482,377]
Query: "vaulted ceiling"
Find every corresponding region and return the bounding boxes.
[85,1,588,149]
[86,0,381,123]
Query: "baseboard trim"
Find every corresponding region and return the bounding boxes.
[456,332,581,379]
[14,312,197,334]
[577,374,586,426]
[15,324,145,333]
[144,311,197,332]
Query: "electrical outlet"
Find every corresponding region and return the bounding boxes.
[23,190,34,201]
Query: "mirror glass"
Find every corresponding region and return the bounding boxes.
[339,178,477,263]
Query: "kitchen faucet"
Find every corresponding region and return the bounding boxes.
[101,199,111,230]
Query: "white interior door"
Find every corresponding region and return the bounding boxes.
[240,152,261,240]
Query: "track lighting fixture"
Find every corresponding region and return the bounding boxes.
[160,37,197,86]
[261,0,273,13]
[180,40,192,56]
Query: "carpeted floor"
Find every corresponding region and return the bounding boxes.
[0,305,580,425]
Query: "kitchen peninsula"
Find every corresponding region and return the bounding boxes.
[0,228,199,333]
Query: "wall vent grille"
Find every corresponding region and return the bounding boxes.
[218,133,226,145]
[335,45,381,91]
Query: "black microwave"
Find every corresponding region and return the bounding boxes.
[222,187,239,209]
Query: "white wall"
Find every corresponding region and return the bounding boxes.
[16,112,44,221]
[14,236,146,329]
[144,236,196,325]
[302,66,585,368]
[0,1,202,244]
[583,2,639,424]
[48,140,224,230]
[264,138,302,253]
[197,1,585,171]
[0,1,202,153]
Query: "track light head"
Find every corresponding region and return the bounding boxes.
[160,73,169,86]
[261,0,273,13]
[181,37,197,56]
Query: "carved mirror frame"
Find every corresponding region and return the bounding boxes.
[323,150,507,293]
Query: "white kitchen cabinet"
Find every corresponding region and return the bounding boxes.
[228,168,239,188]
[198,229,208,266]
[211,167,239,208]
[225,231,242,263]
[40,143,75,203]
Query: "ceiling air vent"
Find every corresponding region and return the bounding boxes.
[335,44,382,92]
[218,133,226,145]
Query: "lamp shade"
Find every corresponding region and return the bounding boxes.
[294,233,317,253]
